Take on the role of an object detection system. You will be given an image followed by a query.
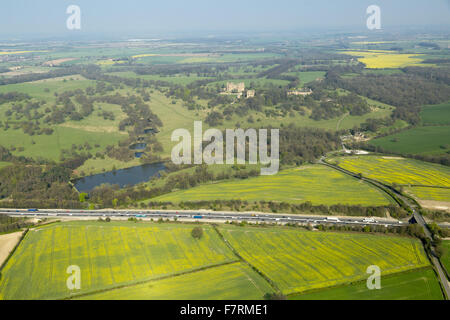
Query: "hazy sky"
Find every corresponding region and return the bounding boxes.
[1,0,449,38]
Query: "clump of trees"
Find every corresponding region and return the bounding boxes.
[191,226,203,239]
[0,163,81,209]
[0,92,30,105]
[0,216,34,233]
[336,74,450,125]
[264,293,287,300]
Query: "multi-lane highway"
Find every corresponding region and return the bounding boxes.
[0,208,407,227]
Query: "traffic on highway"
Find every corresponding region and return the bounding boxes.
[0,208,408,228]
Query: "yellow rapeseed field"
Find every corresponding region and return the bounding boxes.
[0,221,236,299]
[219,225,429,295]
[343,50,425,69]
[77,262,274,300]
[0,51,48,55]
[406,186,450,202]
[332,156,450,187]
[154,166,393,206]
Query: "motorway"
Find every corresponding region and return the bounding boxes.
[0,208,406,227]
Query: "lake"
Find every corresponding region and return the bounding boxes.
[74,162,166,192]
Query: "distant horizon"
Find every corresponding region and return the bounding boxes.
[1,24,449,43]
[0,0,449,41]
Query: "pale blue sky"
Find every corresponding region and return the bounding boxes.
[0,0,449,37]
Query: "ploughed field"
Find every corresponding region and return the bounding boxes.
[0,221,433,300]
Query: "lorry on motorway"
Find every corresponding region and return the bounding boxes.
[193,215,203,219]
[27,208,39,212]
[326,217,340,222]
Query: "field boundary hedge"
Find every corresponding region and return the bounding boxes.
[212,225,282,295]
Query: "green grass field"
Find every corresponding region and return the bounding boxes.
[0,161,11,169]
[291,268,443,300]
[75,156,143,176]
[420,101,450,126]
[405,186,450,202]
[0,75,96,103]
[208,77,290,88]
[153,166,393,206]
[370,126,450,155]
[149,91,200,157]
[0,221,236,299]
[0,126,124,161]
[282,71,326,87]
[59,102,127,135]
[218,224,429,295]
[0,77,128,161]
[442,240,450,280]
[331,156,450,187]
[106,71,213,85]
[77,262,273,300]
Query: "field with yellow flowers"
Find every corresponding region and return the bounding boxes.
[405,186,450,203]
[0,221,236,300]
[291,268,443,300]
[152,166,393,206]
[330,156,450,187]
[218,224,429,295]
[0,221,435,300]
[342,50,426,69]
[77,262,273,300]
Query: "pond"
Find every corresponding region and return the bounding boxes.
[74,162,166,192]
[130,143,147,150]
[144,128,157,134]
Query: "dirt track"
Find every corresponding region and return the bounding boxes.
[0,231,23,267]
[419,200,450,212]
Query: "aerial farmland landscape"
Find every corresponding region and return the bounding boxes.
[0,0,449,309]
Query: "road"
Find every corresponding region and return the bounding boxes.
[320,158,450,299]
[0,208,405,228]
